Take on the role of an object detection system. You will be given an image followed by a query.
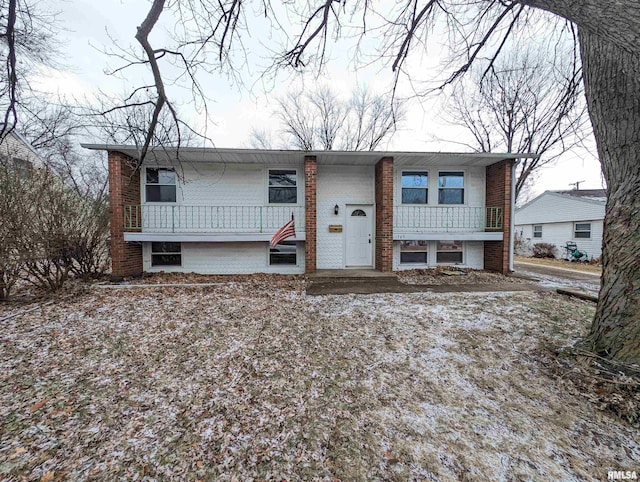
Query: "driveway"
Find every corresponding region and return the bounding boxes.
[514,261,601,295]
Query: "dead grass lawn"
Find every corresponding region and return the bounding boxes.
[0,277,637,481]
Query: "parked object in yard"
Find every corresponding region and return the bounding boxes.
[564,241,588,262]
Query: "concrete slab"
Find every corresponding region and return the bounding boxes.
[307,269,397,279]
[306,281,540,296]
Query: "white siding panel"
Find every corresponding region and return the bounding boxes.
[394,166,486,206]
[515,192,605,224]
[516,220,603,259]
[316,165,375,269]
[143,242,305,274]
[140,161,305,206]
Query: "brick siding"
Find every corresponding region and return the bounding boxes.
[304,156,317,273]
[375,157,394,272]
[484,159,514,274]
[108,151,143,279]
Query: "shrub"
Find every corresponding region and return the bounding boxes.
[532,242,558,258]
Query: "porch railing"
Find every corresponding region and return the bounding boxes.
[394,206,503,232]
[124,205,305,233]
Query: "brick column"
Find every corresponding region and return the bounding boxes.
[484,159,514,274]
[304,156,317,273]
[109,151,143,280]
[375,157,394,272]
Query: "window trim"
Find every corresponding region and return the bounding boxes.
[267,168,299,205]
[399,240,429,265]
[437,171,465,205]
[574,222,592,239]
[436,240,464,265]
[144,167,177,204]
[533,225,543,238]
[401,170,429,205]
[150,242,182,267]
[268,241,298,266]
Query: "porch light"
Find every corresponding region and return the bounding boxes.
[334,204,339,215]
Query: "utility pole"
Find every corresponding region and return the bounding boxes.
[569,180,585,190]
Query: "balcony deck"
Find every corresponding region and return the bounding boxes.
[123,205,306,242]
[393,206,503,241]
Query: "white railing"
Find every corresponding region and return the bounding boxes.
[394,206,503,232]
[124,205,305,233]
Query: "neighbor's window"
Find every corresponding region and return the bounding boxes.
[401,171,428,204]
[146,168,177,202]
[269,241,297,265]
[400,240,429,264]
[436,240,463,264]
[574,222,592,239]
[269,169,297,204]
[151,242,182,266]
[533,225,543,238]
[438,171,464,204]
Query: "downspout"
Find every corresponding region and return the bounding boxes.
[509,160,518,272]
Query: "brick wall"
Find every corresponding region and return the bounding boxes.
[375,157,394,272]
[304,156,317,273]
[484,159,514,274]
[108,151,143,280]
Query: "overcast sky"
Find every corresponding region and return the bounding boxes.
[36,0,604,199]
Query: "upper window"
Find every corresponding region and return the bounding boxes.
[151,242,182,267]
[269,170,297,204]
[269,241,297,265]
[401,171,428,204]
[436,240,463,264]
[438,171,464,204]
[400,240,428,264]
[351,209,366,217]
[533,225,543,238]
[574,223,591,239]
[146,168,176,202]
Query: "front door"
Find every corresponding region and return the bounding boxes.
[345,205,373,267]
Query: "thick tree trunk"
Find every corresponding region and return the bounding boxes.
[579,29,640,365]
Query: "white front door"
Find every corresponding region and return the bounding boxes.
[345,205,373,267]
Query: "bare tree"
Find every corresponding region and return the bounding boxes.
[252,85,403,150]
[0,0,59,139]
[444,46,589,200]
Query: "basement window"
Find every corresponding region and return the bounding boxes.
[400,240,429,264]
[269,241,297,265]
[151,242,182,267]
[146,168,177,202]
[436,240,463,264]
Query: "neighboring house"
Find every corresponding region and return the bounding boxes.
[0,125,45,169]
[83,145,527,278]
[515,189,607,259]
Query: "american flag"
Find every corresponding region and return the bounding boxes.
[270,216,296,247]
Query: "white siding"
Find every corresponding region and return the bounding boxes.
[140,161,305,206]
[143,242,305,274]
[316,165,375,269]
[0,132,43,167]
[394,166,486,206]
[515,192,605,224]
[392,240,484,270]
[516,220,603,259]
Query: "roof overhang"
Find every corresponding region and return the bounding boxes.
[81,144,536,168]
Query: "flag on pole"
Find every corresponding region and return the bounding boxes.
[270,215,296,247]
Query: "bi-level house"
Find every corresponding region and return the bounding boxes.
[83,146,525,278]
